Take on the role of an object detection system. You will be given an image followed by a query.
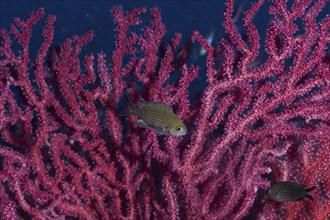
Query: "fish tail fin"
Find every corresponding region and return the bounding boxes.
[119,92,137,116]
[305,194,314,201]
[305,186,316,201]
[305,186,316,192]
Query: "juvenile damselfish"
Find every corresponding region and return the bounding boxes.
[120,93,187,136]
[266,181,316,202]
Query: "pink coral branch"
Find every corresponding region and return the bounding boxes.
[0,1,329,219]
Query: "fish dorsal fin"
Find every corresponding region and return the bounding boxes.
[282,181,306,189]
[139,101,173,111]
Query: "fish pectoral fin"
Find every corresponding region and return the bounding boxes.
[153,127,168,135]
[135,119,170,135]
[149,124,169,135]
[136,119,149,128]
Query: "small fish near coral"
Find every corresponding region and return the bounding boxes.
[120,93,187,136]
[266,181,316,202]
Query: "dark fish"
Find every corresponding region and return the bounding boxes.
[120,93,187,136]
[266,181,316,202]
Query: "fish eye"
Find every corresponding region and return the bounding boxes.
[176,126,182,131]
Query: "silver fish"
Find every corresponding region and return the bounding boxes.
[120,94,187,136]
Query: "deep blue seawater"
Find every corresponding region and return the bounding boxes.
[0,0,272,95]
[1,1,230,53]
[0,0,328,92]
